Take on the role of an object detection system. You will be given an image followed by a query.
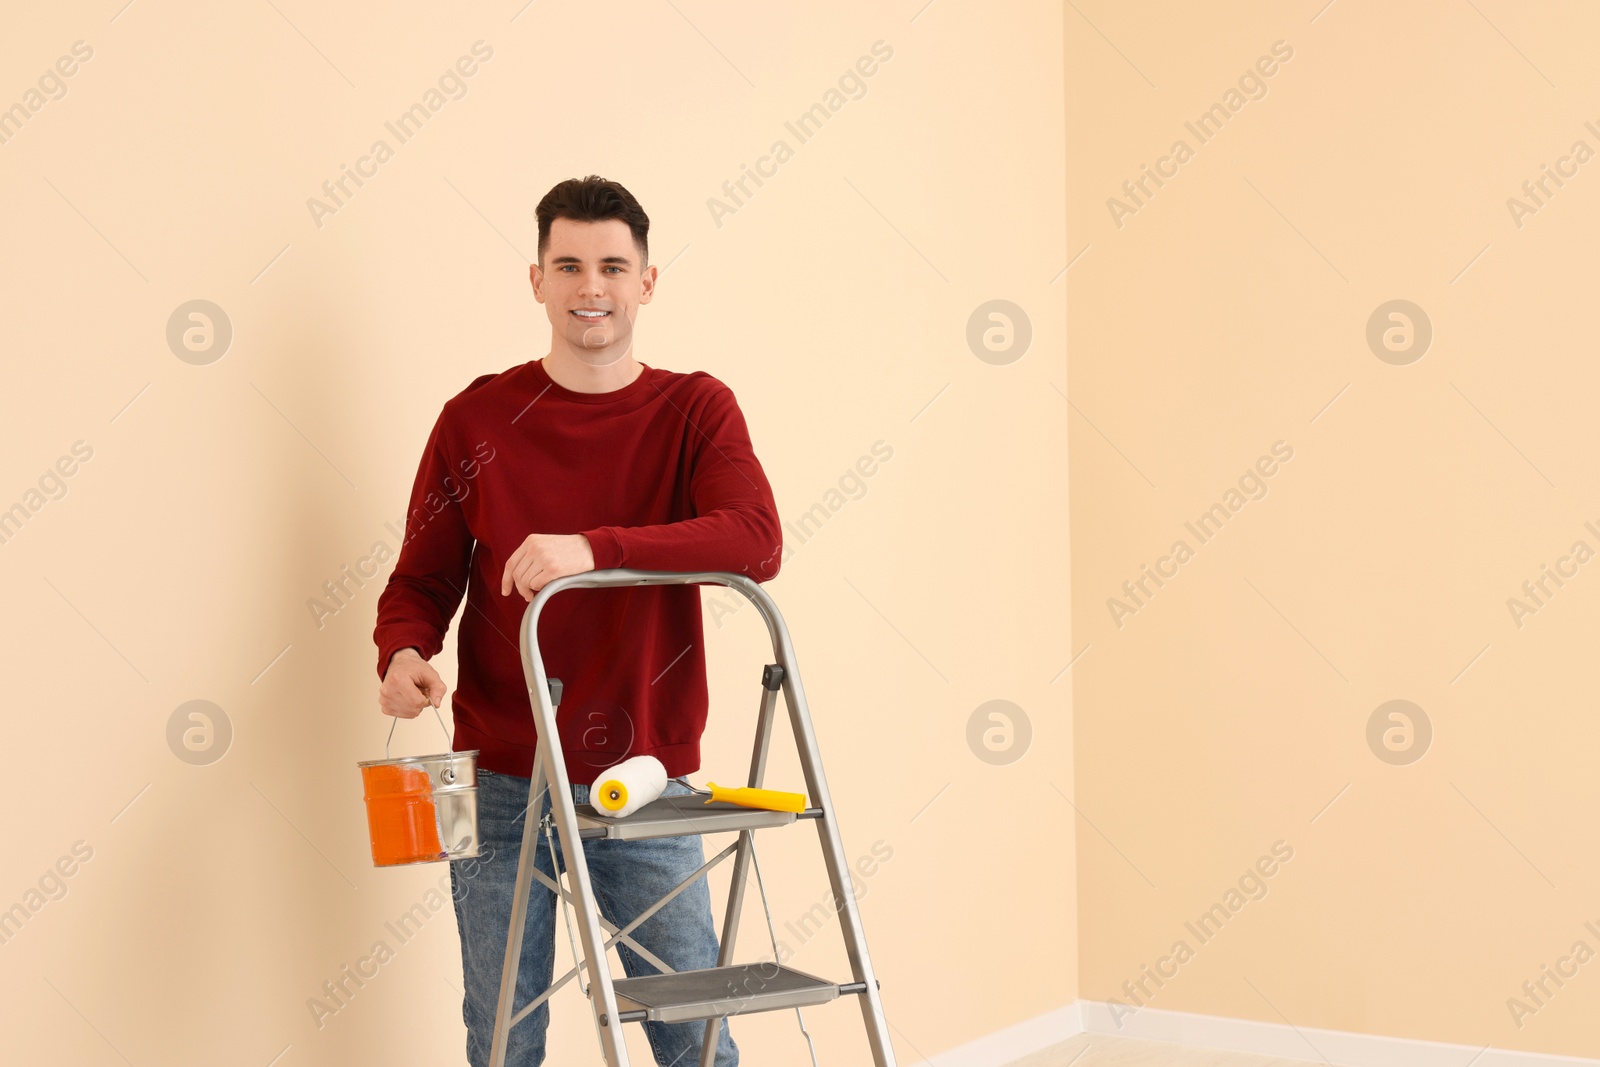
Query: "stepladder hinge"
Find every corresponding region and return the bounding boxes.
[761,663,784,691]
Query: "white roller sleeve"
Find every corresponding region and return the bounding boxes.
[589,755,667,818]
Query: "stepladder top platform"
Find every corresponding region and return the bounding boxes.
[574,792,799,841]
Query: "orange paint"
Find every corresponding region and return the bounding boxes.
[361,763,444,866]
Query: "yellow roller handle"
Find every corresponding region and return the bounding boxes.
[704,782,806,813]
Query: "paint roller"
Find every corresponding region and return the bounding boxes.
[590,755,668,818]
[590,755,809,817]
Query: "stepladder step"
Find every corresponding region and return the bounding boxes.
[574,791,804,841]
[610,963,841,1024]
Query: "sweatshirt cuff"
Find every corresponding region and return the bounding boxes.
[580,527,624,570]
[375,626,442,680]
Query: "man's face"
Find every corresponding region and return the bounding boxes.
[530,217,654,364]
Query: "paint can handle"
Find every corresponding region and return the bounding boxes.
[385,702,453,760]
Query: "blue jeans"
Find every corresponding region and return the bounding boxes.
[448,767,739,1067]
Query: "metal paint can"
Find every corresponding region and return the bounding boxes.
[359,709,480,866]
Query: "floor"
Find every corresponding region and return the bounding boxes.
[1004,1034,1318,1067]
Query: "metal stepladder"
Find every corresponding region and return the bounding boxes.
[487,568,897,1067]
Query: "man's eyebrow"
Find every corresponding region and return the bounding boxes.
[549,254,633,266]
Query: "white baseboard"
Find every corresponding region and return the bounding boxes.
[1079,999,1600,1066]
[904,1003,1082,1067]
[904,1000,1600,1067]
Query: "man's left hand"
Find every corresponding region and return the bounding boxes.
[501,533,596,601]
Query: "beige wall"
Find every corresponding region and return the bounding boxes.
[0,2,1067,1065]
[1069,0,1600,1059]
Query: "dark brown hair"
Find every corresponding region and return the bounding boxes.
[535,175,649,268]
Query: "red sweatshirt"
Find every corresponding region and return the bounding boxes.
[372,357,783,786]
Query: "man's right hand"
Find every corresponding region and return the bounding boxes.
[380,647,448,718]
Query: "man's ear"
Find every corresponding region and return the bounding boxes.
[638,264,658,305]
[529,263,544,302]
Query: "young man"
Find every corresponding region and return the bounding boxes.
[373,175,781,1067]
